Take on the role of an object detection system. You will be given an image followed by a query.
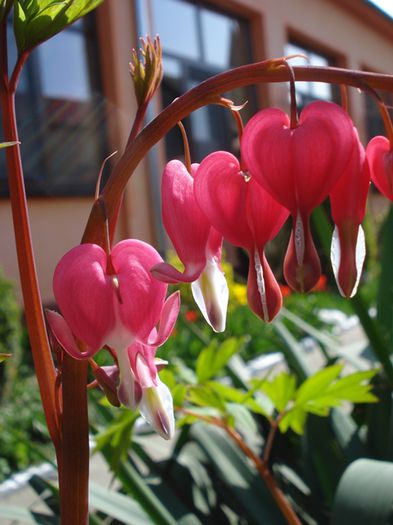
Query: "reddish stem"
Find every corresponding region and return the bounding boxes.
[179,409,301,525]
[60,356,89,525]
[0,55,60,450]
[82,62,393,246]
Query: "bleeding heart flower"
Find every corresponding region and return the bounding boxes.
[366,135,393,201]
[241,101,355,292]
[151,160,228,332]
[330,128,370,298]
[194,150,289,322]
[46,239,179,439]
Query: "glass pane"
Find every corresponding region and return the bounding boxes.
[37,31,90,101]
[151,0,200,60]
[285,42,333,103]
[201,10,235,68]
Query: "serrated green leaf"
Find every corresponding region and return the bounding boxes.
[196,337,248,383]
[13,0,103,53]
[259,372,297,412]
[208,381,246,403]
[172,384,187,405]
[279,407,307,434]
[295,364,343,405]
[187,385,226,412]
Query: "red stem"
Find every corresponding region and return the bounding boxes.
[179,409,301,525]
[82,62,393,246]
[60,356,89,525]
[0,52,60,450]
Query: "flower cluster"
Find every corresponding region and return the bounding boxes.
[49,95,393,440]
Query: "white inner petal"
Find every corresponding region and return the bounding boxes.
[191,257,229,333]
[254,251,269,322]
[330,225,366,298]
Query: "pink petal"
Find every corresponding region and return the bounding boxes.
[160,160,211,282]
[366,135,393,201]
[151,262,203,284]
[330,128,370,225]
[46,309,98,359]
[147,291,180,346]
[111,239,167,343]
[246,178,289,245]
[247,249,282,322]
[134,352,157,389]
[283,214,321,293]
[53,243,115,351]
[194,151,253,248]
[242,101,355,215]
[93,366,120,407]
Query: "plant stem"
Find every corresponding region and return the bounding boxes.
[60,355,89,525]
[0,45,60,449]
[82,62,393,246]
[179,409,301,525]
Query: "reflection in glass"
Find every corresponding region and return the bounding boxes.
[201,10,233,68]
[38,31,90,101]
[151,0,199,60]
[285,42,333,105]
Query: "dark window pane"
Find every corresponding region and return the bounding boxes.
[0,16,107,197]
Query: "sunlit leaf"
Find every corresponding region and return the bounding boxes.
[196,337,248,383]
[259,372,297,412]
[295,364,343,405]
[13,0,103,53]
[187,385,226,412]
[279,407,307,435]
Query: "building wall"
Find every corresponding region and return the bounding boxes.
[1,0,393,304]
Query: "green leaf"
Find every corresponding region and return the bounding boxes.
[187,385,226,412]
[272,320,312,381]
[259,371,297,412]
[331,459,393,525]
[208,381,246,403]
[295,364,343,405]
[0,506,55,524]
[0,352,11,362]
[89,481,152,524]
[279,407,307,434]
[13,0,103,53]
[225,403,258,435]
[196,337,248,383]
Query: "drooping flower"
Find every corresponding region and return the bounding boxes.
[194,150,289,322]
[241,101,355,292]
[151,160,228,332]
[46,239,179,439]
[366,135,393,201]
[330,128,370,298]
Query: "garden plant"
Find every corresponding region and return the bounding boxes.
[2,1,393,524]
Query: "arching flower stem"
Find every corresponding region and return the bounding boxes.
[82,61,393,247]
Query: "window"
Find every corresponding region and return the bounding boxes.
[0,16,107,197]
[136,0,256,162]
[284,41,337,109]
